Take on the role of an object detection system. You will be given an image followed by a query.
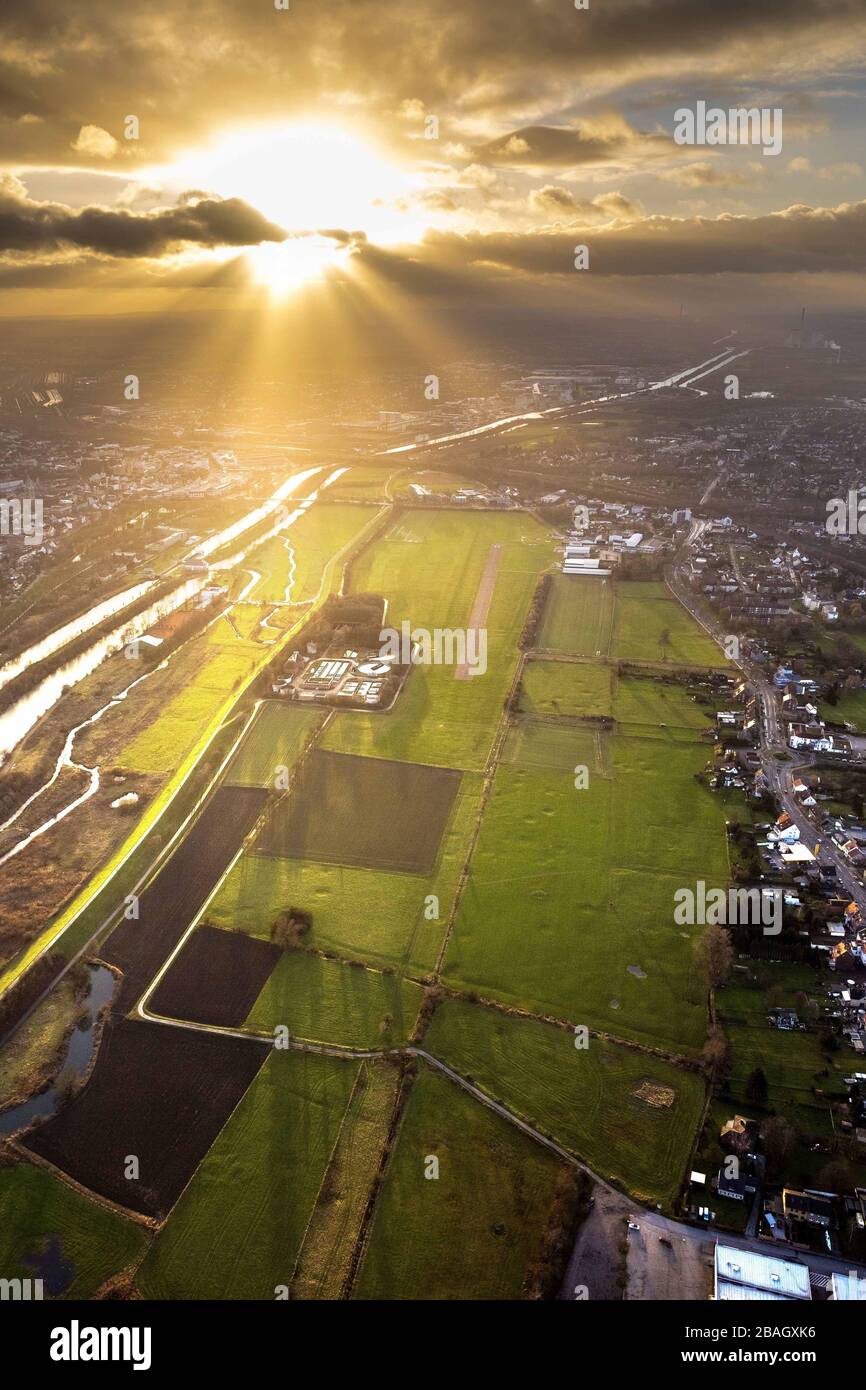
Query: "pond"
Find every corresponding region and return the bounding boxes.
[0,963,116,1137]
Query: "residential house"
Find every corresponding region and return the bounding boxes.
[788,723,833,752]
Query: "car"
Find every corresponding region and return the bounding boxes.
[627,1219,640,1231]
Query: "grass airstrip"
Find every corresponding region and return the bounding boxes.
[319,509,554,770]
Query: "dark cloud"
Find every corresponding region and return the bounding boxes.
[0,0,862,305]
[660,161,750,189]
[529,187,642,221]
[0,0,864,164]
[476,126,627,169]
[317,228,367,248]
[530,185,581,215]
[474,123,668,170]
[0,178,287,256]
[359,200,866,281]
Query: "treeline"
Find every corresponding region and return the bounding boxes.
[312,591,387,646]
[519,573,552,651]
[524,1167,593,1299]
[617,554,666,580]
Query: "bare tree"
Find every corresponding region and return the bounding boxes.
[760,1115,795,1176]
[701,1024,731,1077]
[694,923,734,988]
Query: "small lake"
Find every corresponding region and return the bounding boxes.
[0,963,115,1136]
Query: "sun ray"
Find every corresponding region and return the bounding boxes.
[146,121,422,295]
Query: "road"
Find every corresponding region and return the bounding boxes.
[667,567,866,917]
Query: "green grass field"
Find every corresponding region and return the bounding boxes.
[207,767,483,975]
[354,1064,564,1299]
[224,701,323,788]
[320,510,554,771]
[610,736,729,879]
[718,1005,860,1141]
[717,964,820,1023]
[444,727,728,1052]
[520,659,613,719]
[538,574,614,656]
[612,675,715,738]
[293,1061,399,1299]
[325,468,398,503]
[123,649,260,774]
[245,949,423,1047]
[255,750,462,873]
[830,686,866,733]
[713,967,860,1141]
[611,582,728,668]
[206,609,262,644]
[424,1002,705,1207]
[0,1162,147,1300]
[501,716,609,776]
[137,1050,357,1300]
[245,503,377,605]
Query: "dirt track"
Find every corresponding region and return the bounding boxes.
[455,543,502,680]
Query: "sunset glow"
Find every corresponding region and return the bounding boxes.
[159,122,420,292]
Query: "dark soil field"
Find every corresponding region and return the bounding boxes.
[25,1017,269,1219]
[255,749,462,873]
[104,785,268,1012]
[148,925,280,1028]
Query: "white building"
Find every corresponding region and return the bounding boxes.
[831,1271,866,1300]
[788,723,833,753]
[562,557,611,577]
[714,1244,811,1301]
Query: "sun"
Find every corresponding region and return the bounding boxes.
[162,121,421,294]
[244,235,343,295]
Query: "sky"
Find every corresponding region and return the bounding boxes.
[1,0,865,318]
